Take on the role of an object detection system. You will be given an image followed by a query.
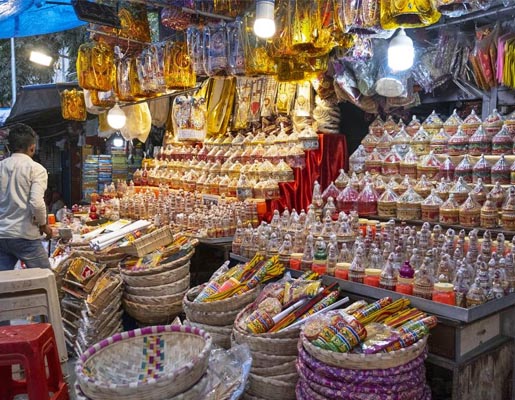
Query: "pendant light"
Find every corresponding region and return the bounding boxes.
[254,0,276,39]
[388,29,414,72]
[107,103,126,130]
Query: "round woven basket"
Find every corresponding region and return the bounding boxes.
[185,321,233,349]
[123,290,187,305]
[301,333,428,370]
[250,351,297,369]
[76,325,212,400]
[251,360,297,377]
[122,298,183,325]
[182,284,260,313]
[233,303,301,339]
[247,372,298,400]
[183,305,240,326]
[232,329,299,356]
[120,250,195,277]
[125,274,191,296]
[121,262,190,287]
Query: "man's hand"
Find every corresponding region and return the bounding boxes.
[39,224,53,240]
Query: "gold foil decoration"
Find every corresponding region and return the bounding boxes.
[380,0,441,29]
[61,89,87,121]
[164,41,196,89]
[77,41,115,92]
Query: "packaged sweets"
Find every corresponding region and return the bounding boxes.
[491,154,511,184]
[468,126,492,155]
[459,195,481,227]
[422,110,444,136]
[447,127,469,156]
[462,109,482,136]
[492,125,512,155]
[472,155,492,184]
[421,189,443,222]
[443,109,463,136]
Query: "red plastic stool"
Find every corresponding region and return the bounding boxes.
[0,323,69,400]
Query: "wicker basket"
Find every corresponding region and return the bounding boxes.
[183,306,241,326]
[120,262,190,287]
[121,226,175,257]
[125,274,191,297]
[120,250,195,277]
[123,290,187,306]
[232,329,299,356]
[122,298,183,325]
[250,351,297,369]
[182,285,260,313]
[251,360,297,377]
[301,334,428,370]
[247,372,297,400]
[185,321,233,349]
[76,325,212,400]
[233,303,301,340]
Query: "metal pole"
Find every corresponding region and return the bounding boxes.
[10,37,16,105]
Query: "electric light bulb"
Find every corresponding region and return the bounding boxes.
[388,29,414,72]
[113,137,124,147]
[254,0,276,39]
[107,103,126,130]
[30,51,53,67]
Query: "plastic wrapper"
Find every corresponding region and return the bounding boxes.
[421,189,443,222]
[417,150,441,180]
[492,125,512,155]
[469,126,492,155]
[77,42,115,92]
[396,185,424,220]
[171,95,207,142]
[414,175,434,199]
[365,148,383,175]
[203,23,229,76]
[227,18,246,75]
[412,46,452,93]
[455,154,473,183]
[471,178,488,205]
[163,41,196,89]
[160,2,193,31]
[378,187,398,217]
[242,13,276,76]
[422,110,444,135]
[369,115,384,137]
[349,145,367,174]
[469,24,499,91]
[450,176,472,204]
[481,193,498,228]
[435,177,451,201]
[430,128,450,154]
[61,89,87,121]
[187,26,206,76]
[283,280,322,306]
[447,127,469,156]
[411,127,431,156]
[399,148,418,178]
[392,127,411,159]
[406,115,421,137]
[377,131,393,156]
[459,193,481,227]
[491,154,511,184]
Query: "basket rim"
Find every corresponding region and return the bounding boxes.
[301,333,427,368]
[120,249,195,276]
[76,325,212,390]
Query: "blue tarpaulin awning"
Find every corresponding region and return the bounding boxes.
[0,0,85,38]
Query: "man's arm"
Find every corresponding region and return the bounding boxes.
[29,165,48,227]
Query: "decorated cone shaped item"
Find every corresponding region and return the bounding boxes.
[384,115,398,135]
[492,125,513,155]
[378,186,399,217]
[440,193,460,224]
[435,177,451,201]
[491,154,511,184]
[397,185,424,220]
[483,109,504,138]
[406,115,422,137]
[471,178,488,206]
[440,155,455,181]
[382,149,402,176]
[369,115,385,138]
[459,194,481,227]
[469,126,492,156]
[362,133,379,154]
[377,131,394,157]
[472,154,492,184]
[502,186,515,230]
[392,127,412,159]
[462,109,482,137]
[450,176,472,204]
[443,109,463,136]
[414,175,433,199]
[357,182,378,216]
[411,127,431,156]
[421,189,443,223]
[447,127,469,156]
[489,182,506,209]
[399,147,418,178]
[337,182,359,214]
[418,150,442,180]
[374,175,387,197]
[430,128,450,154]
[349,145,367,174]
[423,110,444,136]
[365,148,384,175]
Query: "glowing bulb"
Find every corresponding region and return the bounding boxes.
[388,29,414,72]
[254,0,276,39]
[107,103,126,130]
[30,51,53,67]
[113,137,124,147]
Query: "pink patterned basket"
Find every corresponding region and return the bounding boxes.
[76,325,212,400]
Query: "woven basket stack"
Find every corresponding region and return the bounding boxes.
[232,304,300,400]
[58,256,124,357]
[296,334,431,400]
[121,249,195,325]
[183,285,260,349]
[75,325,213,400]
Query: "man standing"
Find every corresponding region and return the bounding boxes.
[0,123,52,270]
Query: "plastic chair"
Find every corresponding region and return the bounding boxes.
[0,268,68,363]
[0,323,69,400]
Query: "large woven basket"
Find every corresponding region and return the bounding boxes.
[250,351,297,369]
[301,333,428,370]
[121,226,175,257]
[122,298,183,325]
[76,325,212,400]
[183,306,241,327]
[182,284,260,313]
[232,329,299,356]
[247,372,297,400]
[185,321,233,349]
[233,303,301,340]
[125,274,191,296]
[120,250,195,277]
[121,262,190,287]
[123,290,187,306]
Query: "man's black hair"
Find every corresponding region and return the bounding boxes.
[7,123,37,153]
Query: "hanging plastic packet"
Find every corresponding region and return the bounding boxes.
[232,77,254,130]
[163,41,196,89]
[227,17,246,75]
[187,26,206,76]
[61,89,87,121]
[172,95,207,142]
[260,76,278,118]
[203,22,229,76]
[137,44,165,96]
[242,13,276,75]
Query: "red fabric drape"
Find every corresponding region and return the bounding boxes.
[266,133,347,219]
